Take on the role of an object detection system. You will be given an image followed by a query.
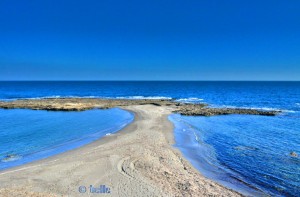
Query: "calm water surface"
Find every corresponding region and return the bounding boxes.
[0,108,133,170]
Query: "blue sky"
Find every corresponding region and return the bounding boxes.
[0,0,299,80]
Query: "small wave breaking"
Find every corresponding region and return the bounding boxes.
[176,97,204,103]
[211,105,296,113]
[0,95,173,101]
[115,96,172,100]
[1,154,22,162]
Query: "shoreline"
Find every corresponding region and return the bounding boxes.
[169,115,264,196]
[0,108,134,171]
[0,105,242,196]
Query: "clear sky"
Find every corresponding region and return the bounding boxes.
[0,0,299,81]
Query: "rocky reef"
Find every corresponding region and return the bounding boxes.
[0,98,281,116]
[174,104,280,116]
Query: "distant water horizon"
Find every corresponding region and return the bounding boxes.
[0,81,299,196]
[1,80,300,82]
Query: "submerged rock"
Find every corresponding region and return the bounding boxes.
[1,154,22,162]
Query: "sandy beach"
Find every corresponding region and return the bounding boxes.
[1,0,299,195]
[0,104,241,197]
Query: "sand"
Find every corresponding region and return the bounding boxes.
[0,105,242,197]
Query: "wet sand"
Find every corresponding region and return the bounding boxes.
[0,105,241,197]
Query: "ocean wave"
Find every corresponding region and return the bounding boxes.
[0,95,173,101]
[248,107,296,113]
[211,105,296,113]
[0,95,99,101]
[115,96,172,100]
[176,97,204,103]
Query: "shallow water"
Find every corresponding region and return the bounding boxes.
[169,113,300,196]
[0,108,133,170]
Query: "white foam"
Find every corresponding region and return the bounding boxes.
[212,105,296,113]
[115,96,172,100]
[2,95,172,101]
[176,97,204,103]
[193,131,200,142]
[7,95,99,100]
[248,107,295,113]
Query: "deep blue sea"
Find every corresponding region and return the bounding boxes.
[0,81,299,196]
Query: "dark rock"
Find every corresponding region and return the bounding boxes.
[290,151,298,157]
[174,106,280,116]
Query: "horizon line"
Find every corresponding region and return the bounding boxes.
[0,80,299,82]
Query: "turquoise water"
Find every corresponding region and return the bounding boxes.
[0,108,133,170]
[0,81,299,196]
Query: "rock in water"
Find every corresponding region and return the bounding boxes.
[290,151,298,157]
[1,154,22,162]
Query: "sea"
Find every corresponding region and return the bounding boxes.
[0,81,299,196]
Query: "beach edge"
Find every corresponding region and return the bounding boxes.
[0,105,242,197]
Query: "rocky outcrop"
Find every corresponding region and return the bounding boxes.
[174,105,280,116]
[290,152,298,157]
[0,98,176,111]
[0,98,280,116]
